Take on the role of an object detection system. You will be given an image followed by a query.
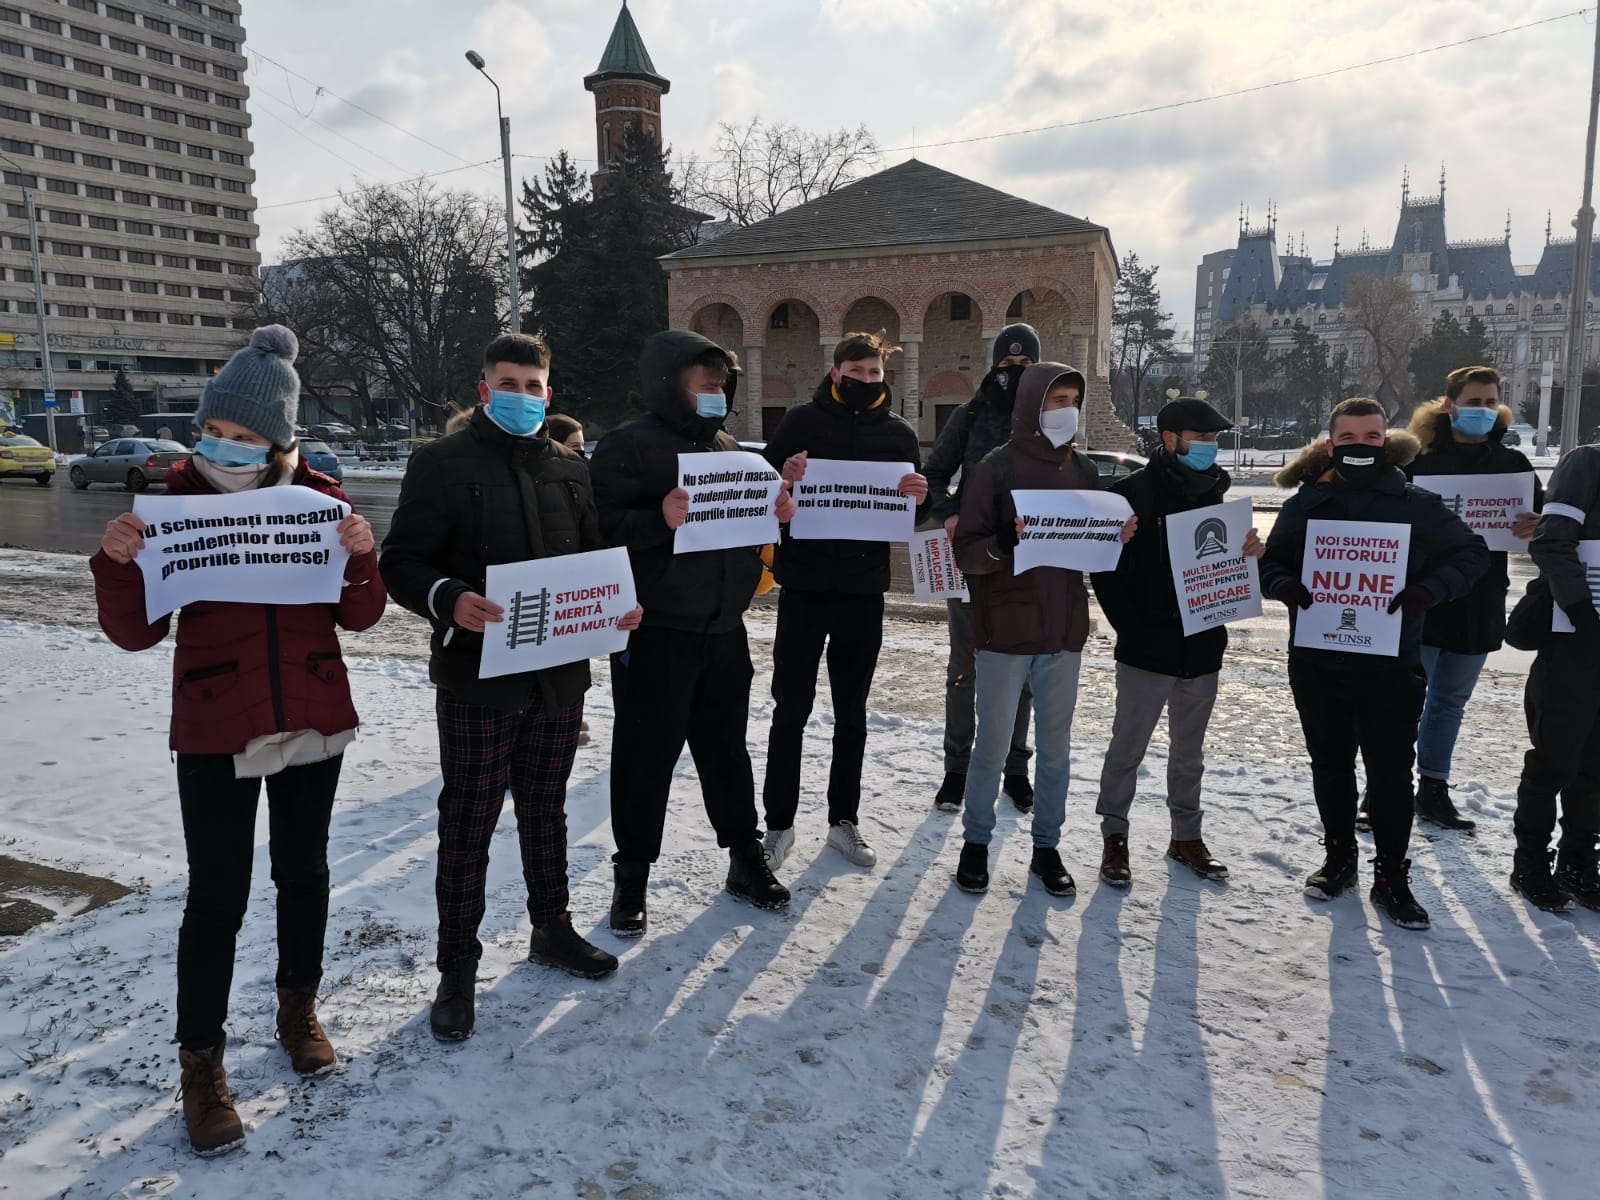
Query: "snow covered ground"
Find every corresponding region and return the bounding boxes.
[2,601,1599,1199]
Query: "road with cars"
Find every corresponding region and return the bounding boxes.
[0,473,406,556]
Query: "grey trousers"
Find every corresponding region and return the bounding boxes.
[1095,662,1220,840]
[944,599,1032,775]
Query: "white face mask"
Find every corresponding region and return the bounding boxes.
[1039,405,1079,448]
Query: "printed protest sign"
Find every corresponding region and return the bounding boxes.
[789,458,915,543]
[1011,489,1133,574]
[910,528,968,602]
[1552,540,1600,633]
[132,485,351,623]
[479,547,636,679]
[674,451,783,555]
[1292,519,1411,657]
[1165,499,1262,636]
[1410,472,1536,553]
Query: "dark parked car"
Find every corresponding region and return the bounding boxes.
[69,438,190,491]
[309,423,357,444]
[299,438,343,483]
[1083,449,1148,481]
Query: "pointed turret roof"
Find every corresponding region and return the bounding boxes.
[585,4,669,93]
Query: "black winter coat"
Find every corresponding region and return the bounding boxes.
[589,329,764,634]
[761,376,923,595]
[1091,449,1233,678]
[379,407,599,712]
[1404,404,1544,655]
[922,370,1018,523]
[1260,454,1490,671]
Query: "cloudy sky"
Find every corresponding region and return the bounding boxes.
[241,0,1595,343]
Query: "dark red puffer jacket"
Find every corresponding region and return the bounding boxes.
[90,458,387,755]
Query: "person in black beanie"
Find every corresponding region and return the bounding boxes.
[760,331,928,871]
[1090,395,1264,887]
[923,322,1042,815]
[1260,398,1487,931]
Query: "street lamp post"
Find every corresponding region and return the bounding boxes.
[465,50,520,331]
[1559,13,1600,456]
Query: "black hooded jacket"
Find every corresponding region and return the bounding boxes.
[1260,434,1490,671]
[922,367,1023,524]
[1404,401,1544,654]
[761,375,924,594]
[589,330,764,634]
[1091,448,1233,678]
[379,406,598,713]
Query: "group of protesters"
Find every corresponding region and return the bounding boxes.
[91,319,1600,1156]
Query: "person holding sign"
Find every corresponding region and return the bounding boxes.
[923,324,1045,816]
[91,326,386,1156]
[1404,365,1541,834]
[1090,396,1263,886]
[590,331,797,937]
[380,334,641,1044]
[759,330,928,871]
[1262,399,1487,931]
[951,363,1135,896]
[1507,442,1600,912]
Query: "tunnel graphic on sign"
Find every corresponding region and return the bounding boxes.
[506,587,552,649]
[1194,516,1229,558]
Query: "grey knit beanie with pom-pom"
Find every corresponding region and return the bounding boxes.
[195,324,301,448]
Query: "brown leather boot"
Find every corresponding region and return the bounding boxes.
[1099,835,1132,887]
[1168,838,1229,881]
[178,1039,245,1156]
[276,986,337,1076]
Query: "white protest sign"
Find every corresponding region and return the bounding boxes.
[132,485,351,623]
[1410,472,1536,553]
[789,458,915,543]
[910,528,968,602]
[1012,489,1133,574]
[479,547,636,679]
[1551,540,1600,633]
[1292,519,1411,657]
[674,451,782,554]
[1165,498,1263,636]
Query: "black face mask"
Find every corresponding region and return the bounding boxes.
[836,375,886,414]
[1332,442,1386,487]
[988,366,1024,412]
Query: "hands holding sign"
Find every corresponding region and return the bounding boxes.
[1512,511,1539,541]
[101,512,146,564]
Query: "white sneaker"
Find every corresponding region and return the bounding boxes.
[763,827,795,869]
[827,821,878,868]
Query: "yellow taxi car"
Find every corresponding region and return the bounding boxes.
[0,427,54,486]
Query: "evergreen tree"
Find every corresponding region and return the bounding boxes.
[521,130,699,428]
[1407,311,1495,407]
[1283,323,1333,434]
[1110,254,1176,428]
[105,365,142,428]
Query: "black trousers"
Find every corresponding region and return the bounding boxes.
[174,753,341,1050]
[1288,660,1426,864]
[1515,631,1600,855]
[609,623,760,864]
[762,588,885,831]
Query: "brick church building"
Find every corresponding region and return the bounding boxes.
[585,4,1132,449]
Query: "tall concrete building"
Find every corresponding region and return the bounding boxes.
[1192,248,1233,375]
[0,0,257,425]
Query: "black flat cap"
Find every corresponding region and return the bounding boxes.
[1157,397,1233,434]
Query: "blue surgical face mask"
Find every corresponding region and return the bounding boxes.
[695,391,728,420]
[196,433,269,467]
[1177,439,1220,471]
[1451,406,1498,438]
[486,388,546,437]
